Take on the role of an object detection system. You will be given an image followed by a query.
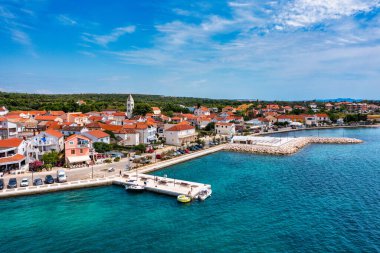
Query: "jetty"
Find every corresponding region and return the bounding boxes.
[225,136,363,155]
[114,174,211,199]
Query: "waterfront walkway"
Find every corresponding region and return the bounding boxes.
[0,145,223,199]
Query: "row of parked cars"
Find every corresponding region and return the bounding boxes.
[0,170,67,190]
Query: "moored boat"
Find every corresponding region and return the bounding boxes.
[197,188,212,201]
[125,184,145,192]
[177,194,191,203]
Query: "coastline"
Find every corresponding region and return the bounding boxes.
[1,126,376,199]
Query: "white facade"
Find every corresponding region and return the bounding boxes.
[194,107,210,117]
[126,94,134,119]
[164,126,197,146]
[136,126,157,144]
[0,106,9,116]
[115,132,140,146]
[215,123,236,136]
[30,131,64,158]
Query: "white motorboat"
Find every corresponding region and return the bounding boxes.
[125,184,145,192]
[197,188,212,201]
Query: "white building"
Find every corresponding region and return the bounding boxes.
[114,129,140,146]
[82,130,110,145]
[152,107,161,115]
[164,124,197,146]
[215,122,236,136]
[126,94,134,119]
[0,106,9,116]
[30,129,64,159]
[0,119,23,139]
[194,106,211,117]
[0,138,29,173]
[135,124,157,144]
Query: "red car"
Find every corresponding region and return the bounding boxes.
[156,154,162,159]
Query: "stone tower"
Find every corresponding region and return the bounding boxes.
[126,94,134,119]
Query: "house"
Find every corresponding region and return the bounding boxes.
[64,135,92,167]
[82,130,110,145]
[215,122,235,136]
[152,107,161,115]
[35,115,63,123]
[266,104,280,111]
[304,115,318,126]
[309,103,319,112]
[66,113,90,126]
[114,129,140,146]
[222,106,236,113]
[30,129,64,159]
[315,113,330,123]
[61,125,89,136]
[325,103,334,111]
[164,124,197,146]
[0,106,9,116]
[0,137,29,173]
[134,123,157,144]
[0,118,23,139]
[283,106,293,113]
[277,115,305,124]
[194,106,210,116]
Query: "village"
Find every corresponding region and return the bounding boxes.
[0,95,379,189]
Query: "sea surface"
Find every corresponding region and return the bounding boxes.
[1,128,379,252]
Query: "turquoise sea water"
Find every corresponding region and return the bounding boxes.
[1,128,379,252]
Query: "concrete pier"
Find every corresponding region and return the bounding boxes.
[114,174,211,199]
[225,136,363,155]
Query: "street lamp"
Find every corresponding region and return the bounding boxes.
[91,165,94,179]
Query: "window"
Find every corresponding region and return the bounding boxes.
[69,141,74,145]
[71,150,75,155]
[80,149,83,154]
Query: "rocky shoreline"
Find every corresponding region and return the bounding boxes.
[224,137,363,155]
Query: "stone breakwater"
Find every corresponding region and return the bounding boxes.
[224,137,363,155]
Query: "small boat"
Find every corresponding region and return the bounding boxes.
[197,188,212,201]
[177,195,192,203]
[125,184,145,192]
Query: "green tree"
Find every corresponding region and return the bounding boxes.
[134,103,152,116]
[93,142,112,153]
[42,151,60,166]
[204,122,215,131]
[134,144,146,153]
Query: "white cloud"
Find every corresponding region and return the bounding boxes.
[82,26,136,47]
[57,14,77,26]
[276,0,380,28]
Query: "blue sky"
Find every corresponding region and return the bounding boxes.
[1,0,380,100]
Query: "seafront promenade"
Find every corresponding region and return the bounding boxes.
[0,145,224,199]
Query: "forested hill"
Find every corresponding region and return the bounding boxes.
[0,92,249,114]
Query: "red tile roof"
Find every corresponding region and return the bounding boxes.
[0,154,25,164]
[35,115,58,121]
[85,130,110,139]
[166,124,195,131]
[0,138,23,148]
[45,129,64,138]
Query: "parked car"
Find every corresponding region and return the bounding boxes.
[57,170,67,183]
[20,178,29,187]
[33,178,43,186]
[8,178,17,189]
[130,155,141,161]
[0,178,4,190]
[45,175,54,184]
[155,154,162,159]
